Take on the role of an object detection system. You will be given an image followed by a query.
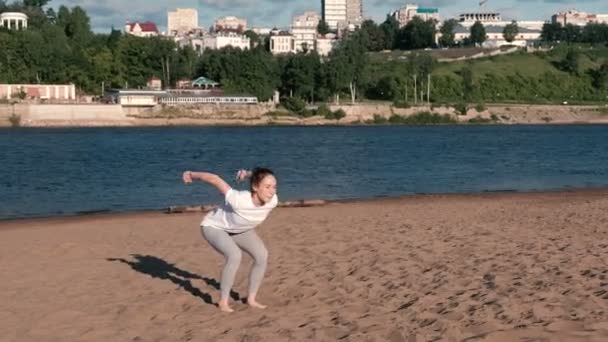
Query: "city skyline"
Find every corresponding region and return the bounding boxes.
[48,0,608,33]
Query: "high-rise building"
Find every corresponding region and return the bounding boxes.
[346,0,363,25]
[322,0,362,30]
[322,0,346,30]
[168,8,198,35]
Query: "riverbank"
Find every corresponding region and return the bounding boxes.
[1,103,608,127]
[2,190,608,341]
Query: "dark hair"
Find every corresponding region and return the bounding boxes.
[250,167,275,192]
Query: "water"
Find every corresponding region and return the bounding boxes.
[1,125,607,219]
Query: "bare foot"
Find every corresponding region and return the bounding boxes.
[218,302,234,313]
[247,299,267,309]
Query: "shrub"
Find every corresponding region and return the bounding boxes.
[475,102,486,112]
[9,113,21,127]
[316,104,331,117]
[324,108,346,120]
[468,116,492,124]
[373,114,388,124]
[490,114,499,121]
[393,101,411,109]
[454,102,468,115]
[280,96,307,114]
[405,111,458,124]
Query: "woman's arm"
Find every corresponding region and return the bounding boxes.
[183,171,231,195]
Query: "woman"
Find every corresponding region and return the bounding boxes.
[182,167,278,312]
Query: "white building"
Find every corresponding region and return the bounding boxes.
[391,4,439,28]
[214,16,247,32]
[125,21,159,37]
[0,12,28,30]
[315,33,339,56]
[322,0,346,30]
[322,0,363,31]
[270,31,295,54]
[552,9,608,26]
[168,8,198,35]
[204,32,250,50]
[0,84,75,101]
[458,12,501,25]
[251,27,273,35]
[292,11,321,53]
[453,24,541,48]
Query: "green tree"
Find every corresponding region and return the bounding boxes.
[243,29,260,49]
[563,24,581,43]
[439,19,457,47]
[358,19,386,51]
[561,49,580,75]
[397,17,436,50]
[460,64,474,101]
[327,35,368,104]
[592,62,608,90]
[469,21,486,46]
[541,22,563,42]
[317,20,330,35]
[23,0,50,7]
[379,14,399,50]
[502,21,518,43]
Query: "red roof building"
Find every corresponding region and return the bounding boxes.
[125,21,159,37]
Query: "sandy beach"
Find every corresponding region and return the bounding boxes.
[2,190,608,341]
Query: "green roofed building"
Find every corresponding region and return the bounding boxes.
[191,76,219,89]
[391,4,440,28]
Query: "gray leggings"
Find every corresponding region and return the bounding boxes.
[201,226,268,300]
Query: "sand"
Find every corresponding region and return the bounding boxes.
[2,190,608,341]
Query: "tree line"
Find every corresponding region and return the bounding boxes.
[1,0,608,105]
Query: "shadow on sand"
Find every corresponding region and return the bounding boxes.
[107,254,243,306]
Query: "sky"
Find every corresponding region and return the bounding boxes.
[49,0,608,33]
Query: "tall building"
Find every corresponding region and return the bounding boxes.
[346,0,363,25]
[322,0,362,30]
[168,8,198,35]
[322,0,346,30]
[391,4,439,28]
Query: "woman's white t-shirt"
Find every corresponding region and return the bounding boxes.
[201,188,278,234]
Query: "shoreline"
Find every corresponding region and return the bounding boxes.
[2,103,608,127]
[2,186,607,225]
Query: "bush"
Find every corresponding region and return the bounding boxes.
[325,108,346,120]
[333,109,346,120]
[373,114,388,124]
[393,101,411,109]
[316,104,331,117]
[454,102,468,115]
[475,102,486,112]
[280,96,307,114]
[490,114,499,121]
[405,111,457,124]
[468,116,492,124]
[9,113,21,127]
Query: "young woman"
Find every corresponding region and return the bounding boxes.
[182,167,278,312]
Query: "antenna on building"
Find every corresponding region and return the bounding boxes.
[478,0,488,13]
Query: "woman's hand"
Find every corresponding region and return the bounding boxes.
[235,169,250,183]
[183,171,193,184]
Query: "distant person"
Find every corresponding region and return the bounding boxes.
[182,167,278,312]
